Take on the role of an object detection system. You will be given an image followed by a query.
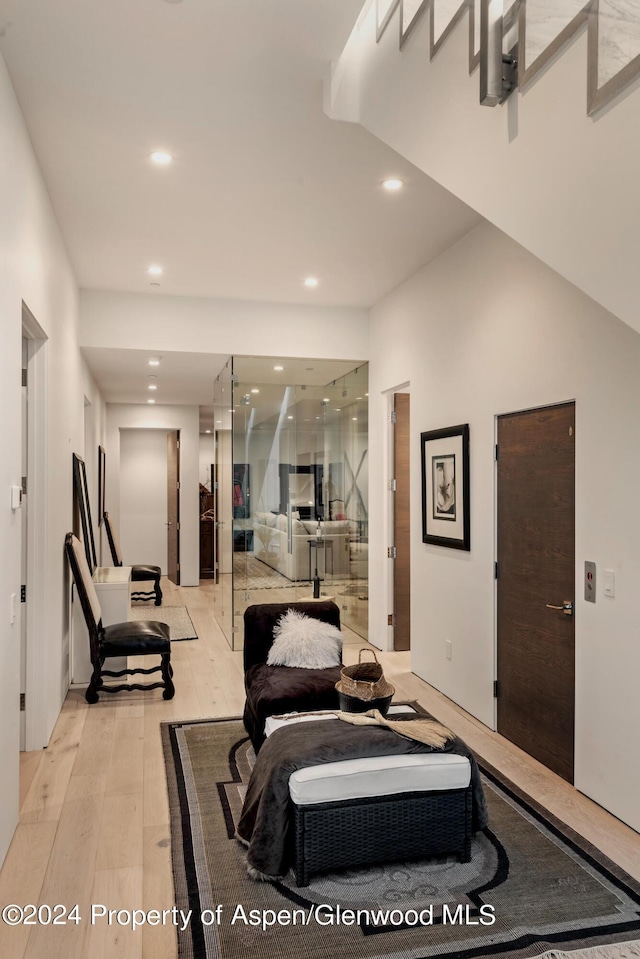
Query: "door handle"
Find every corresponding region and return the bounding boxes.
[545,600,573,616]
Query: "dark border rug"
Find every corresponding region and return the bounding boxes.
[161,713,640,959]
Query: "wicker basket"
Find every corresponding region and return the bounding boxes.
[336,649,394,703]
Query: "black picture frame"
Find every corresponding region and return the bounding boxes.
[421,424,470,551]
[72,452,97,572]
[98,445,106,526]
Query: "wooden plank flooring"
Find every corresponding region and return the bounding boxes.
[1,578,638,958]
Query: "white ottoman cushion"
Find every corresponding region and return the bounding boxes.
[289,751,471,805]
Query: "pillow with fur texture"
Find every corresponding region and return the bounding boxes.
[267,609,342,669]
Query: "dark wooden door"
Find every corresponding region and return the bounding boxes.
[393,393,410,651]
[497,403,575,782]
[167,430,180,585]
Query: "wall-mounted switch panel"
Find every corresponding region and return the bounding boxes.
[584,561,596,603]
[603,569,615,598]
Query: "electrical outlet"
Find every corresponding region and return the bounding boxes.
[446,640,452,660]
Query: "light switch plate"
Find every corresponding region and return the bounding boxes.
[603,569,615,598]
[585,561,596,603]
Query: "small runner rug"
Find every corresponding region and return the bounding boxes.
[162,713,640,959]
[130,605,197,641]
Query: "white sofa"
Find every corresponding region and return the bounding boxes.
[252,512,351,581]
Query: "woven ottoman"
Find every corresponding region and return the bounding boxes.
[264,710,473,887]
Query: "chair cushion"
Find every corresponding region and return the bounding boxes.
[245,663,341,722]
[101,620,170,656]
[131,565,161,581]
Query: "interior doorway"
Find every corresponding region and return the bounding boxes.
[21,303,48,750]
[496,402,576,783]
[167,430,181,585]
[393,392,411,651]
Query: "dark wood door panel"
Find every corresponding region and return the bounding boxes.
[497,402,575,783]
[394,393,410,651]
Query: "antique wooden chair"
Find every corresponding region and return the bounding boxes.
[103,510,163,606]
[66,532,174,703]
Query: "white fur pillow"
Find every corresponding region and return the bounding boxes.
[267,609,342,669]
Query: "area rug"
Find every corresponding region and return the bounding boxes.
[162,715,640,959]
[129,605,197,641]
[233,554,296,590]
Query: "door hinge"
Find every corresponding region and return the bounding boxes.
[20,585,26,603]
[493,680,499,698]
[22,476,27,495]
[22,368,27,387]
[389,479,397,492]
[176,481,180,490]
[390,410,397,424]
[494,444,499,461]
[494,561,499,580]
[176,439,180,449]
[20,693,25,712]
[387,613,395,627]
[387,546,397,559]
[176,522,180,531]
[176,563,180,571]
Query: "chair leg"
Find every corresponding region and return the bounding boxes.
[161,653,175,700]
[86,659,103,704]
[154,577,163,607]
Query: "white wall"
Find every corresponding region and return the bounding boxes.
[368,220,640,832]
[80,289,369,361]
[330,4,640,335]
[0,53,106,866]
[199,433,215,491]
[106,404,200,586]
[120,430,169,572]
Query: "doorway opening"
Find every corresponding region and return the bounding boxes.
[21,303,48,750]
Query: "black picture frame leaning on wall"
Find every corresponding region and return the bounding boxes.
[98,445,106,527]
[421,423,470,551]
[72,452,97,573]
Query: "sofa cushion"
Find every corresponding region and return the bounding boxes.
[267,609,342,669]
[244,663,341,726]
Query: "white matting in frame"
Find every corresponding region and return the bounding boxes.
[421,423,470,550]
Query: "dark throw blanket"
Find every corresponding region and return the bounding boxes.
[236,718,488,879]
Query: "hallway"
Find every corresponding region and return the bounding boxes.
[2,581,639,958]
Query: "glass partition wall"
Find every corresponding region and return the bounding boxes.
[213,356,368,650]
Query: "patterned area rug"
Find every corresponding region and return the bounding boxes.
[162,716,640,959]
[129,605,197,641]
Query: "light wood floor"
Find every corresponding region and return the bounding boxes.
[1,579,638,958]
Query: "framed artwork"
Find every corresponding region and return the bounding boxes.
[233,463,250,519]
[98,445,106,526]
[421,423,470,550]
[72,452,97,572]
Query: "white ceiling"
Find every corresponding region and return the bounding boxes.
[0,0,481,312]
[1,0,481,430]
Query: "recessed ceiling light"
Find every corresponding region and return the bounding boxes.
[334,408,341,412]
[287,415,294,420]
[148,384,158,391]
[323,398,330,403]
[148,357,161,366]
[352,417,358,421]
[365,393,369,397]
[148,399,156,404]
[356,396,363,400]
[150,151,173,165]
[216,420,222,424]
[274,365,284,372]
[251,388,260,394]
[382,177,404,191]
[303,277,319,288]
[205,430,211,434]
[147,265,163,276]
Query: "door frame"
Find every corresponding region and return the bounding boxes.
[22,303,49,750]
[381,382,410,653]
[493,398,576,738]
